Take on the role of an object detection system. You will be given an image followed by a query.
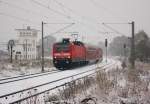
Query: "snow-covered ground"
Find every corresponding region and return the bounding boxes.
[0,58,119,104]
[0,67,54,78]
[76,61,150,104]
[39,61,150,104]
[0,61,54,79]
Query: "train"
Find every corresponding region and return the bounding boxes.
[52,38,103,69]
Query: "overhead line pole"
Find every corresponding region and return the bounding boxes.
[41,21,44,72]
[25,39,28,60]
[130,21,135,68]
[102,21,135,68]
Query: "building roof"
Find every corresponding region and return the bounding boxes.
[15,29,39,31]
[15,26,39,32]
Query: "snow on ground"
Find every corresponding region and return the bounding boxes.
[2,58,144,104]
[0,58,116,103]
[92,62,150,104]
[40,60,150,104]
[0,67,54,79]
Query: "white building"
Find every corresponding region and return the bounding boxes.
[13,26,38,60]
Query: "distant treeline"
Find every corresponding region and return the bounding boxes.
[106,30,150,62]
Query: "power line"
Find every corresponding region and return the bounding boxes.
[51,0,69,16]
[0,0,51,19]
[0,12,39,25]
[30,0,71,19]
[102,23,126,36]
[1,0,106,37]
[89,0,127,21]
[31,0,105,35]
[89,0,114,15]
[45,22,75,24]
[49,23,75,35]
[52,0,105,34]
[53,0,100,26]
[52,0,77,16]
[102,22,131,25]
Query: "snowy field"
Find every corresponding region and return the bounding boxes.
[0,60,54,79]
[0,58,119,103]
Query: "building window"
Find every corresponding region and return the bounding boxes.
[20,32,22,36]
[33,40,36,46]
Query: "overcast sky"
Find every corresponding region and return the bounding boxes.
[0,0,150,44]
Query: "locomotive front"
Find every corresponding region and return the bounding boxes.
[53,38,72,69]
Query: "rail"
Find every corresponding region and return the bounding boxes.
[10,63,116,104]
[0,70,61,84]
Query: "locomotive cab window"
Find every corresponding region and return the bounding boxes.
[55,44,70,52]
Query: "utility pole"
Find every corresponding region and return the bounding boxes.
[105,39,108,63]
[25,39,27,60]
[102,21,135,68]
[10,45,13,63]
[41,21,44,72]
[130,21,135,68]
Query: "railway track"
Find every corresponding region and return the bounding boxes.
[0,68,56,81]
[0,68,61,85]
[0,59,118,104]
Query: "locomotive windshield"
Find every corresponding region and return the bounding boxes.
[55,44,70,52]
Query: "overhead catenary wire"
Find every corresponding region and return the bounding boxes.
[0,0,51,19]
[44,1,102,34]
[102,22,131,25]
[89,0,115,16]
[89,0,127,22]
[0,0,129,36]
[52,0,108,34]
[30,0,71,19]
[49,0,67,13]
[0,12,40,25]
[52,0,102,27]
[48,23,75,35]
[0,0,113,41]
[102,23,126,36]
[1,0,105,36]
[52,0,78,17]
[0,0,76,31]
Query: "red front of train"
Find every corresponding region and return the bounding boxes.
[53,38,103,69]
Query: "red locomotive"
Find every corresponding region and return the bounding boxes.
[53,38,103,69]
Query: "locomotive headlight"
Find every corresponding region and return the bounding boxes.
[66,61,69,64]
[67,56,70,58]
[54,56,57,58]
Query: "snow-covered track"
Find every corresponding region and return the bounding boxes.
[0,69,61,85]
[10,62,117,104]
[0,68,56,81]
[0,59,118,103]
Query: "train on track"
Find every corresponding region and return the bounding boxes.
[52,38,103,69]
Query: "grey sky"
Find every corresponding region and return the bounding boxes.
[0,0,150,44]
